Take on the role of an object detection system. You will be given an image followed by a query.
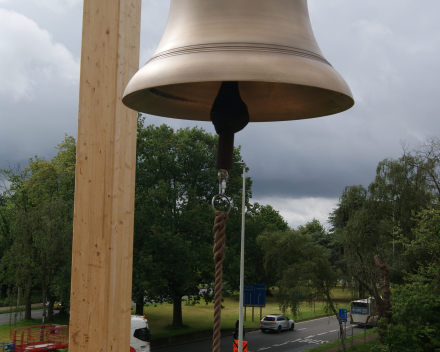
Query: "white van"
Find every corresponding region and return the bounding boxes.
[130,315,151,352]
[349,297,378,327]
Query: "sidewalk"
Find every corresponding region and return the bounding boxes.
[0,303,43,313]
[319,332,379,352]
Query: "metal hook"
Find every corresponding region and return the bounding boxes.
[212,170,231,214]
[211,194,232,214]
[218,169,228,195]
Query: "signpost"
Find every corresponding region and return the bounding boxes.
[243,284,265,321]
[339,308,347,322]
[339,308,348,346]
[312,294,317,313]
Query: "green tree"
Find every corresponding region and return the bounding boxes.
[382,207,440,351]
[0,136,75,320]
[329,139,439,341]
[133,122,250,326]
[257,220,348,351]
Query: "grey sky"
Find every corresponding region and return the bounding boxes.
[1,0,439,228]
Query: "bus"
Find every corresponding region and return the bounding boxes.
[349,297,378,327]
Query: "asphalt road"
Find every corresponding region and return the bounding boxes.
[0,309,44,325]
[155,316,367,352]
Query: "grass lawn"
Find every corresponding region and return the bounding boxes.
[0,313,69,344]
[305,329,379,352]
[138,286,354,339]
[0,286,355,343]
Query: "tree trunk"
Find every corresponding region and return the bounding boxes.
[326,292,346,352]
[374,255,391,341]
[47,296,56,322]
[42,289,47,324]
[172,295,183,327]
[135,292,144,316]
[24,289,32,320]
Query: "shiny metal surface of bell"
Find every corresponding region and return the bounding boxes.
[123,0,354,122]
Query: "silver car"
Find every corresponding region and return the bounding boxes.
[260,314,294,333]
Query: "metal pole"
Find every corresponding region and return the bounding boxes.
[238,162,246,351]
[351,326,353,349]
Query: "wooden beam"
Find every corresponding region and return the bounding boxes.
[69,0,141,350]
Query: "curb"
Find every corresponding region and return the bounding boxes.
[0,304,43,314]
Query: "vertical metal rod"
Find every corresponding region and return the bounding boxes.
[238,162,246,351]
[351,326,353,349]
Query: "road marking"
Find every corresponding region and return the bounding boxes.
[296,328,306,331]
[305,335,315,338]
[329,329,339,332]
[273,342,288,346]
[253,337,329,351]
[317,332,327,336]
[297,338,329,345]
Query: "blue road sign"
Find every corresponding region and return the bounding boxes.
[243,284,266,307]
[339,308,347,323]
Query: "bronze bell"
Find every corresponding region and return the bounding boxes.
[123,0,354,122]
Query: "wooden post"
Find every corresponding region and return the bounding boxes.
[69,0,141,351]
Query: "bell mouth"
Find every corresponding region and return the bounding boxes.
[123,81,354,123]
[123,50,354,122]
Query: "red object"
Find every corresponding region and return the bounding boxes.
[233,340,248,352]
[130,347,136,352]
[10,325,68,352]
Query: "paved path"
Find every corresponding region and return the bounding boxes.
[0,308,44,325]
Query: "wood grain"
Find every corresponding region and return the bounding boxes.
[69,0,141,350]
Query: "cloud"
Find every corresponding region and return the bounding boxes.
[39,0,81,12]
[252,196,340,230]
[0,9,79,101]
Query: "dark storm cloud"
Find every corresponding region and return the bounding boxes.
[1,0,440,226]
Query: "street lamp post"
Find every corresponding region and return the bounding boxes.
[237,161,247,351]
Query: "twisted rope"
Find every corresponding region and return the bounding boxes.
[212,211,228,352]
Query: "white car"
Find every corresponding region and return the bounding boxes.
[130,315,151,352]
[260,314,294,333]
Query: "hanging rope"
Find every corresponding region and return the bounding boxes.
[212,210,228,352]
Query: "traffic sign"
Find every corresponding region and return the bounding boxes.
[243,284,266,307]
[339,308,347,323]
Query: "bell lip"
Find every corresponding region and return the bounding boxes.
[123,51,354,122]
[123,81,354,122]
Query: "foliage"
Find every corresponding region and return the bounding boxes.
[133,120,251,326]
[257,221,339,313]
[381,207,440,351]
[258,220,349,350]
[225,202,289,293]
[0,135,75,321]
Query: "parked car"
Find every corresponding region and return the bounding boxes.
[260,314,294,333]
[45,300,62,310]
[130,315,150,352]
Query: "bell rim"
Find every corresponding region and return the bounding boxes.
[123,50,354,122]
[123,81,354,122]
